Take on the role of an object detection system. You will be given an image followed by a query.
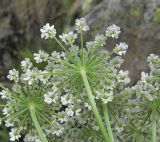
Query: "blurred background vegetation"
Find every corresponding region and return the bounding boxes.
[0,0,160,141]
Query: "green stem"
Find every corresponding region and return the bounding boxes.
[151,108,156,142]
[80,30,84,64]
[80,69,109,142]
[30,106,48,142]
[92,130,98,142]
[103,105,114,142]
[93,136,98,142]
[0,83,6,90]
[54,37,79,66]
[54,37,68,53]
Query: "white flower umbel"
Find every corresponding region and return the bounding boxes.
[75,18,89,32]
[40,23,56,39]
[65,108,74,117]
[141,72,149,83]
[5,119,14,127]
[61,94,74,106]
[7,69,19,82]
[21,69,34,85]
[94,34,106,47]
[34,50,49,63]
[0,90,7,99]
[21,58,33,71]
[106,24,121,39]
[9,128,21,141]
[59,31,77,45]
[2,107,9,115]
[117,70,130,84]
[114,42,128,56]
[102,92,113,104]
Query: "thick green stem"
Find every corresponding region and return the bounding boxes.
[151,108,156,142]
[103,105,114,142]
[30,106,48,142]
[80,69,109,142]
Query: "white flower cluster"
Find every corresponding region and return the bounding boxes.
[106,24,121,39]
[113,42,128,56]
[9,128,21,141]
[59,31,77,45]
[7,69,19,82]
[117,70,130,84]
[24,131,41,142]
[75,18,89,32]
[34,50,49,63]
[44,85,58,104]
[0,90,7,99]
[21,58,33,71]
[40,23,56,39]
[0,18,132,142]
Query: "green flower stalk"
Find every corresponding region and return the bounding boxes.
[0,18,131,141]
[151,107,157,142]
[81,69,109,142]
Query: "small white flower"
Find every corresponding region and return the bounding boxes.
[5,119,14,127]
[65,108,74,117]
[141,72,149,83]
[44,94,52,104]
[44,89,58,104]
[94,34,105,46]
[93,125,99,131]
[118,70,130,84]
[86,41,95,48]
[147,54,159,63]
[114,42,128,56]
[115,126,123,133]
[34,50,49,63]
[21,58,32,70]
[40,23,56,39]
[21,69,34,85]
[102,92,113,104]
[24,133,40,142]
[75,108,81,116]
[2,107,9,115]
[61,94,74,106]
[52,85,57,92]
[147,54,160,69]
[75,18,89,32]
[59,31,77,45]
[106,24,121,39]
[57,112,67,123]
[84,102,92,111]
[0,90,7,99]
[52,127,64,136]
[60,51,65,58]
[7,69,19,82]
[95,90,103,99]
[9,128,21,141]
